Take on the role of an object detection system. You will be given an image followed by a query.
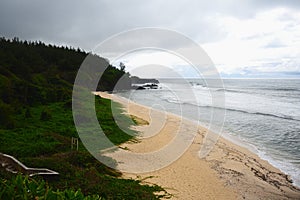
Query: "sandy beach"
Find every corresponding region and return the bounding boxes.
[95,92,300,200]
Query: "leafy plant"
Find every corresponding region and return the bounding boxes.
[0,175,103,200]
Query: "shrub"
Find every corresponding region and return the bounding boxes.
[0,175,102,200]
[40,108,52,121]
[0,100,15,129]
[25,107,32,118]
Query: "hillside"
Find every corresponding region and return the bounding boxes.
[0,37,132,128]
[0,37,168,199]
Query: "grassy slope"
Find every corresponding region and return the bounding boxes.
[0,38,170,199]
[0,97,169,199]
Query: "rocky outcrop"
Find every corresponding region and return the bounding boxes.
[130,76,159,84]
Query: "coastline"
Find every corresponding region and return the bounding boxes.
[95,92,300,199]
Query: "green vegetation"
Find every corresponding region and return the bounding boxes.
[0,37,169,199]
[0,93,168,199]
[95,97,137,145]
[0,37,131,130]
[130,115,150,126]
[0,175,103,200]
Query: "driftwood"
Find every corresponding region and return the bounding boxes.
[0,153,59,179]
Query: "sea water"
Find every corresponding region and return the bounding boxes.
[118,79,300,187]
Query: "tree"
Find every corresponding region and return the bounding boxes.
[119,62,126,71]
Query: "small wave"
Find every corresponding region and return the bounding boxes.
[223,107,299,122]
[160,96,182,104]
[166,99,182,104]
[159,91,300,122]
[195,87,256,95]
[213,86,300,95]
[178,101,300,122]
[259,87,300,92]
[189,81,204,86]
[216,88,250,94]
[217,88,300,95]
[191,84,209,90]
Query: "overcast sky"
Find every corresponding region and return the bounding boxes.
[1,0,300,78]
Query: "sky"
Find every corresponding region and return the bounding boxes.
[1,0,300,78]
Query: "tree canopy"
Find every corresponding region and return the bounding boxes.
[0,37,131,128]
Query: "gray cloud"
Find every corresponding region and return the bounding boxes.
[1,0,300,50]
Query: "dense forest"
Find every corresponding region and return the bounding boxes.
[0,37,168,199]
[0,37,131,129]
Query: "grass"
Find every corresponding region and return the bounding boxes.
[95,97,137,145]
[0,96,170,199]
[0,174,104,200]
[130,115,149,126]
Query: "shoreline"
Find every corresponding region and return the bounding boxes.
[220,128,300,188]
[95,92,300,199]
[196,116,300,189]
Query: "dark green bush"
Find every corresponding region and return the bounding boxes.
[25,107,32,118]
[40,108,52,121]
[0,100,15,129]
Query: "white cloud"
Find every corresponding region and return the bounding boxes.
[113,50,199,78]
[110,7,300,78]
[112,46,219,78]
[202,7,300,76]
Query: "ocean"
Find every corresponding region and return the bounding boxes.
[117,78,300,187]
